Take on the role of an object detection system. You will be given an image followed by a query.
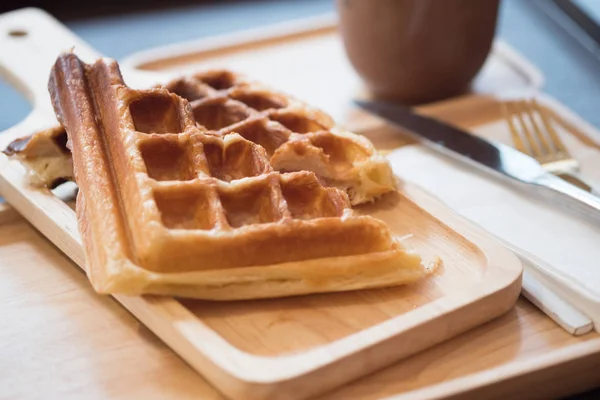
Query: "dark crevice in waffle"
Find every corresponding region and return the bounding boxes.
[166,79,212,102]
[200,140,223,177]
[139,137,195,181]
[269,112,326,134]
[52,129,71,154]
[221,138,271,180]
[154,184,216,230]
[49,177,70,190]
[281,173,346,220]
[129,94,184,134]
[191,99,250,130]
[229,91,287,111]
[219,178,283,228]
[201,137,270,182]
[223,119,290,156]
[194,71,236,90]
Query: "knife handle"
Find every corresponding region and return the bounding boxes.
[534,173,600,226]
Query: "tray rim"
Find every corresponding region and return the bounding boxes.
[0,148,523,383]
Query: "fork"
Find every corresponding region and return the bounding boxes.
[502,98,597,194]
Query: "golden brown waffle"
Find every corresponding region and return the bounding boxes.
[163,70,396,205]
[46,53,426,300]
[5,67,396,206]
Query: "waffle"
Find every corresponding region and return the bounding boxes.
[3,126,72,189]
[6,67,396,206]
[162,71,397,205]
[44,52,427,300]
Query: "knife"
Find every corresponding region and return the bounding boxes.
[356,99,600,225]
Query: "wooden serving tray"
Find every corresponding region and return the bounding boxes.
[0,8,524,400]
[3,206,600,400]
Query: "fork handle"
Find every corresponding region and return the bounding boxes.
[557,172,600,197]
[534,172,600,225]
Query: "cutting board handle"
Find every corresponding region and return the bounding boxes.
[0,8,103,120]
[0,8,167,141]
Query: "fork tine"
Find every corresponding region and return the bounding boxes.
[502,102,528,154]
[523,99,551,156]
[532,98,570,157]
[514,101,542,158]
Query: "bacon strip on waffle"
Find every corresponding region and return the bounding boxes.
[44,52,427,300]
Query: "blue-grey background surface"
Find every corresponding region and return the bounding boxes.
[0,0,598,398]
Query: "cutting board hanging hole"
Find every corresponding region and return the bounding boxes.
[8,29,27,37]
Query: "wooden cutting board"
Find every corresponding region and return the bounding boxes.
[0,7,598,400]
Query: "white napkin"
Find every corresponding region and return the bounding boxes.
[386,117,600,300]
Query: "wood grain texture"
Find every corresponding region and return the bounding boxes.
[323,300,600,400]
[0,220,224,400]
[0,219,598,400]
[0,201,19,224]
[182,191,488,357]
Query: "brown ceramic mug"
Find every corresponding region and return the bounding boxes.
[336,0,501,104]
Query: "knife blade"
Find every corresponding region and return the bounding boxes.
[356,99,600,225]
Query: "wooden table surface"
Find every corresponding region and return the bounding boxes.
[1,1,600,399]
[2,208,600,400]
